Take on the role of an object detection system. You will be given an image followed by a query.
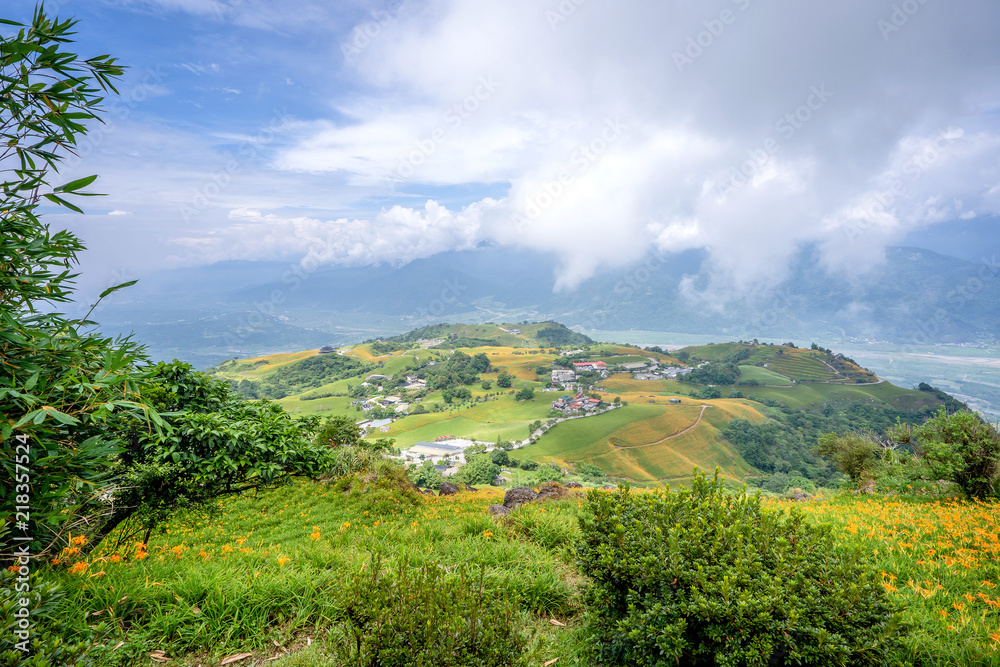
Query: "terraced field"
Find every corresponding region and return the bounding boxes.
[765,351,839,381]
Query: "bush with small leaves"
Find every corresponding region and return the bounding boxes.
[0,570,102,666]
[577,470,905,666]
[332,557,527,667]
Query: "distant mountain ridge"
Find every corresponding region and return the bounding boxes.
[94,237,999,368]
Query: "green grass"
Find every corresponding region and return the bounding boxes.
[44,480,1000,666]
[518,401,756,483]
[737,364,794,386]
[48,480,583,666]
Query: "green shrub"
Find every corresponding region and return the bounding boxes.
[0,570,100,666]
[577,471,905,666]
[331,557,527,666]
[890,409,1000,499]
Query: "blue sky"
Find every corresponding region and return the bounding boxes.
[5,0,1000,306]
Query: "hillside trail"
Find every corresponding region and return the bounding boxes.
[612,404,712,450]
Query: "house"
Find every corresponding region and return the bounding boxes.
[551,369,577,384]
[318,346,336,354]
[669,398,682,404]
[573,361,608,372]
[552,392,602,414]
[359,418,393,435]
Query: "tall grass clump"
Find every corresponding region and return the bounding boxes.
[329,556,528,666]
[577,470,906,666]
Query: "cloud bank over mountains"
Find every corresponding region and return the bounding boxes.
[20,0,1000,303]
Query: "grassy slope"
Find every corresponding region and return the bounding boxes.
[49,481,1000,666]
[737,365,795,385]
[518,398,760,483]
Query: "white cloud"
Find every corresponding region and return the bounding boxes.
[107,210,131,216]
[267,0,1000,296]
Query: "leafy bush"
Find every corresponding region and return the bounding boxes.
[515,387,535,401]
[577,471,905,666]
[455,455,500,486]
[333,460,421,515]
[815,432,880,486]
[408,460,444,490]
[0,569,99,666]
[890,409,1000,499]
[331,558,528,666]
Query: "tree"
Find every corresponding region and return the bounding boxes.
[456,454,500,486]
[515,387,535,401]
[497,372,513,388]
[815,432,880,486]
[1,8,147,560]
[890,410,1000,499]
[407,460,444,490]
[314,415,363,448]
[481,380,492,390]
[490,449,510,466]
[85,361,333,552]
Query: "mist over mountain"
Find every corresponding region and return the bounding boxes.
[94,229,999,369]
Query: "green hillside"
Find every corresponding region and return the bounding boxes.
[204,331,963,493]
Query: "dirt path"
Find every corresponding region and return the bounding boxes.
[612,404,712,449]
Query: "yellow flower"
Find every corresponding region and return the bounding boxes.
[277,556,289,566]
[68,562,88,575]
[483,530,494,539]
[110,554,122,563]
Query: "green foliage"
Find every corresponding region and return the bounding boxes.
[0,7,154,561]
[535,323,593,347]
[331,557,528,667]
[755,472,817,495]
[578,471,905,666]
[890,409,1000,499]
[574,462,605,483]
[683,362,740,385]
[815,432,880,486]
[515,387,535,401]
[95,361,334,549]
[227,353,369,399]
[697,386,722,399]
[0,570,98,666]
[314,415,362,448]
[407,460,444,490]
[422,351,484,391]
[496,372,513,388]
[455,454,500,486]
[490,449,510,466]
[335,460,422,515]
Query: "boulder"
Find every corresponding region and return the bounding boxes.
[420,488,435,495]
[503,486,538,509]
[488,504,511,517]
[464,485,478,492]
[565,481,583,488]
[536,483,566,501]
[599,484,617,491]
[439,481,460,495]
